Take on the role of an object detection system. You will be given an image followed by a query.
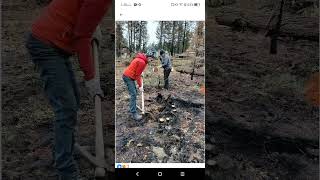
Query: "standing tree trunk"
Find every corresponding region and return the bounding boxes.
[128,22,130,54]
[158,21,164,49]
[270,0,284,54]
[191,58,197,80]
[177,24,181,54]
[182,21,187,53]
[116,23,121,57]
[130,21,133,54]
[133,22,136,53]
[138,21,142,52]
[170,21,176,56]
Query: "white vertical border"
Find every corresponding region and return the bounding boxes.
[114,16,117,171]
[204,21,206,165]
[0,0,3,177]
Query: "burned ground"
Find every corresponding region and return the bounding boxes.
[205,1,319,179]
[115,59,205,163]
[2,1,115,179]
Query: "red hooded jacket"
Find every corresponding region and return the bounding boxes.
[123,53,148,87]
[31,0,111,80]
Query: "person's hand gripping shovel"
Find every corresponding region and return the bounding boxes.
[75,26,107,179]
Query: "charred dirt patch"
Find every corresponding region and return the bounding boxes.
[116,92,205,163]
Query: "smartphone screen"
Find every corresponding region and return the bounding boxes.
[115,0,205,178]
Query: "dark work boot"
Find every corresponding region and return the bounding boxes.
[132,113,142,121]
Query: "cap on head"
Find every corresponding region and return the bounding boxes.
[160,50,165,56]
[146,52,154,58]
[147,49,159,58]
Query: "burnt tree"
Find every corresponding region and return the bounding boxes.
[268,0,285,54]
[170,21,176,56]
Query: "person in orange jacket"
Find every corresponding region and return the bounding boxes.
[123,53,154,121]
[25,0,111,179]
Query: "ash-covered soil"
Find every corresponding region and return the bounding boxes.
[2,1,115,179]
[115,60,205,163]
[205,1,319,179]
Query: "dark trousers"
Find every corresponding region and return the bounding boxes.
[123,75,137,113]
[26,34,79,180]
[164,68,171,89]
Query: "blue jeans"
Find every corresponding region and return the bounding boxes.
[164,68,171,89]
[26,34,79,180]
[123,75,137,113]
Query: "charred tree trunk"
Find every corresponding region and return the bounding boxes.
[116,23,122,57]
[191,58,197,80]
[159,21,164,49]
[171,21,176,56]
[133,22,136,53]
[128,22,130,54]
[270,0,285,54]
[139,21,142,51]
[182,21,187,52]
[177,26,181,54]
[129,21,133,54]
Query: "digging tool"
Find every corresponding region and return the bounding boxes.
[92,35,106,178]
[137,73,145,114]
[74,143,107,168]
[75,26,107,178]
[141,77,145,114]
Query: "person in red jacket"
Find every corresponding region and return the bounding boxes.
[25,0,111,179]
[123,53,153,121]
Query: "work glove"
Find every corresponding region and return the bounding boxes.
[85,78,104,98]
[153,67,159,73]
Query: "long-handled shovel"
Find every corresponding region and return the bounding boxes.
[136,74,145,114]
[75,26,106,178]
[92,34,106,178]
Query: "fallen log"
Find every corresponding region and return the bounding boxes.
[176,69,204,76]
[213,7,319,41]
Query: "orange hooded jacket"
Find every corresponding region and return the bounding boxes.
[123,53,148,87]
